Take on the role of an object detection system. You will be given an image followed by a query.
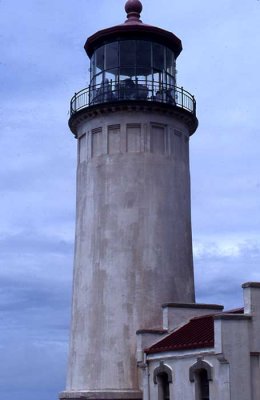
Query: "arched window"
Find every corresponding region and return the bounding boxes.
[189,359,213,400]
[157,373,170,400]
[195,369,210,400]
[153,362,172,400]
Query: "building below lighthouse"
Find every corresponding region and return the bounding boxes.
[135,282,260,400]
[60,2,260,400]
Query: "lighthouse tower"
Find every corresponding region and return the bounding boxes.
[61,1,198,400]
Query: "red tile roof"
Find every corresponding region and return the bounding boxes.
[145,308,244,354]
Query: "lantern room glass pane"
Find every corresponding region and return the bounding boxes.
[106,42,119,70]
[166,48,174,77]
[120,40,136,69]
[90,54,95,82]
[105,69,118,81]
[95,72,103,86]
[120,67,136,80]
[96,46,105,74]
[153,43,164,71]
[136,41,151,70]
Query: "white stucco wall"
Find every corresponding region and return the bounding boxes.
[146,352,230,400]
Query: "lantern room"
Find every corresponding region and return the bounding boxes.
[69,0,197,134]
[88,39,176,103]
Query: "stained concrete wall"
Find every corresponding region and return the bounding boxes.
[66,109,195,395]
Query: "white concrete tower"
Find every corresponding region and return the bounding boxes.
[60,1,198,400]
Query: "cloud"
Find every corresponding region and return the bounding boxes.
[0,231,73,256]
[0,266,71,400]
[0,337,68,400]
[194,239,260,308]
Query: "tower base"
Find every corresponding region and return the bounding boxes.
[59,390,142,400]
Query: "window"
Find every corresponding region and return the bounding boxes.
[153,362,172,400]
[157,373,170,400]
[196,369,209,400]
[189,359,213,400]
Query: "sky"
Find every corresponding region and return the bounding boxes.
[0,0,260,399]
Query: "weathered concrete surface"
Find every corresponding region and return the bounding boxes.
[65,108,195,396]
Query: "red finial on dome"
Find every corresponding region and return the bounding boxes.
[125,0,143,23]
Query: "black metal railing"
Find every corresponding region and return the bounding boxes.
[70,79,196,117]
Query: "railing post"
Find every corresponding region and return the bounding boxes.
[88,85,91,106]
[193,95,196,115]
[181,86,184,108]
[74,92,77,114]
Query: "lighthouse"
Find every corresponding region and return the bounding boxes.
[61,1,198,399]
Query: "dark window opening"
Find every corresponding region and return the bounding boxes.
[157,373,170,400]
[197,369,210,400]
